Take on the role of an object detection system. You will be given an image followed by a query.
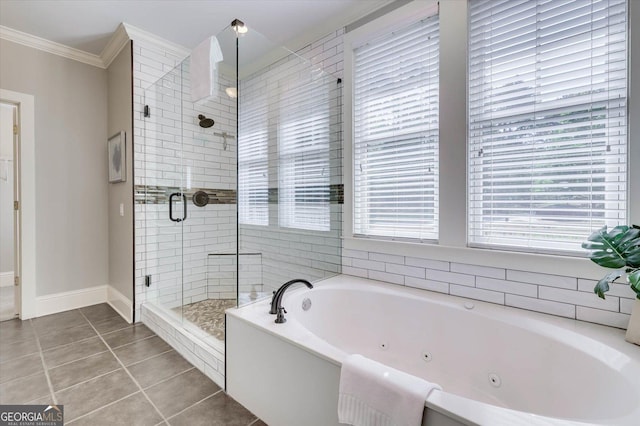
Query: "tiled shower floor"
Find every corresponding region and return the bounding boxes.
[0,304,266,425]
[175,299,236,341]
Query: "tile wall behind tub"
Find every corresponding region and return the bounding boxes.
[132,40,239,321]
[342,249,637,329]
[237,29,345,294]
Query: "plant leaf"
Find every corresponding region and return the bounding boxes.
[582,225,640,269]
[594,272,619,299]
[628,269,640,299]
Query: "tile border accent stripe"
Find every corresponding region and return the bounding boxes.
[134,185,236,205]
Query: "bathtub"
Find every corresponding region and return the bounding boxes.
[226,275,640,426]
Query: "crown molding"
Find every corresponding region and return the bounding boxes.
[0,25,105,68]
[0,22,189,70]
[122,23,190,61]
[100,23,130,68]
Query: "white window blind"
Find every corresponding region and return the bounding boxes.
[278,76,332,231]
[238,91,269,226]
[468,0,627,253]
[353,15,440,241]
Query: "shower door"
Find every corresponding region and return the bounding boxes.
[141,61,189,323]
[140,27,240,334]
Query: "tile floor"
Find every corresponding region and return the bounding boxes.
[0,304,266,425]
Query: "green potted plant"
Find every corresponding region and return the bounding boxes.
[582,224,640,345]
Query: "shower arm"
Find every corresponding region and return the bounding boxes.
[213,131,235,151]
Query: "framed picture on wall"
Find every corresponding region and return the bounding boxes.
[108,131,126,183]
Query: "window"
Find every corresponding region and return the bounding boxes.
[353,14,440,241]
[278,75,332,231]
[468,0,627,252]
[238,90,268,226]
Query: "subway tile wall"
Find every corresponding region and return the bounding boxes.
[342,248,636,329]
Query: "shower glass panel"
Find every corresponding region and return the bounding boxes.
[140,21,341,340]
[236,29,343,306]
[141,24,238,339]
[141,61,188,326]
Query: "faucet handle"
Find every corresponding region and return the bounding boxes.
[275,306,287,324]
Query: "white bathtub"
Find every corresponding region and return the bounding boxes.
[226,275,640,426]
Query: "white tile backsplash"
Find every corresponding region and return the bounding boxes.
[342,248,632,329]
[476,276,537,298]
[425,269,475,287]
[505,294,576,319]
[506,270,577,290]
[450,263,505,280]
[539,286,620,312]
[386,263,425,279]
[352,258,386,272]
[369,252,404,265]
[450,284,505,305]
[576,307,630,329]
[368,270,405,285]
[405,276,449,294]
[405,256,449,271]
[620,298,636,314]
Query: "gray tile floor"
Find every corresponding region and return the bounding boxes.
[0,304,267,425]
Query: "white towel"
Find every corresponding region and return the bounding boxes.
[338,354,441,426]
[190,36,223,103]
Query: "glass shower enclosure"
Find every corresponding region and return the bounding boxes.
[137,21,342,343]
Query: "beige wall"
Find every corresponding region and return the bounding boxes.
[107,42,134,308]
[0,39,109,297]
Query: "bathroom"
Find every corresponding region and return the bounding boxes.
[0,0,639,425]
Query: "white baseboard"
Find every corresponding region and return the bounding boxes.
[36,285,108,317]
[0,271,14,288]
[107,285,133,323]
[35,284,134,322]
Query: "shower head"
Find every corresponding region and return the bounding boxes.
[198,114,215,128]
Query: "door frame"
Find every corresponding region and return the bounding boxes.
[0,89,36,319]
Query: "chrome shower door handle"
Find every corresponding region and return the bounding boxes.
[169,192,187,222]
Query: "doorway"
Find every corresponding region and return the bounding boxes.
[0,101,17,321]
[0,88,36,320]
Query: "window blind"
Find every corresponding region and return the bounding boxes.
[278,75,332,231]
[238,91,269,226]
[468,0,627,253]
[353,15,440,241]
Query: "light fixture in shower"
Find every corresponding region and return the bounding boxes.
[231,18,248,34]
[225,87,238,98]
[198,114,215,128]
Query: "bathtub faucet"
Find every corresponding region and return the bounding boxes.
[269,278,313,323]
